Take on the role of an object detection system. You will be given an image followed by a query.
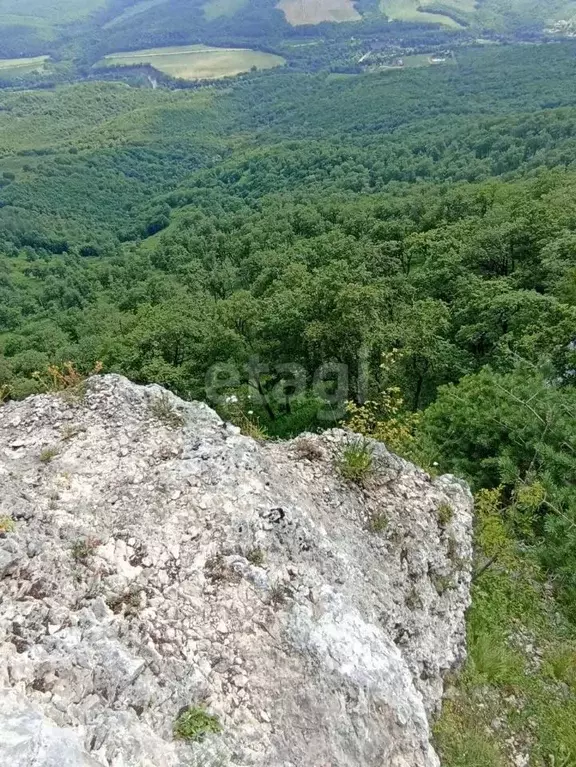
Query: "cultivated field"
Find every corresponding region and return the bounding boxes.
[277,0,361,25]
[100,45,285,81]
[0,55,49,76]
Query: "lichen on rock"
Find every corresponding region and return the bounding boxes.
[0,374,473,766]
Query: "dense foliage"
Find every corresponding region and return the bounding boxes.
[2,39,576,762]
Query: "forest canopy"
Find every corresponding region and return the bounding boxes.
[2,33,576,766]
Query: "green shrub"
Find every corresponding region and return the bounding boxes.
[246,547,265,566]
[71,537,100,562]
[438,503,454,527]
[367,511,388,533]
[0,516,15,534]
[337,439,374,483]
[173,706,222,742]
[39,445,60,463]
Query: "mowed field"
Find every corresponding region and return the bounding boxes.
[0,55,49,76]
[100,45,285,80]
[277,0,361,25]
[380,0,466,27]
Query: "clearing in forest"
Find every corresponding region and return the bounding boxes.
[379,0,465,27]
[99,45,285,80]
[277,0,361,25]
[0,55,49,76]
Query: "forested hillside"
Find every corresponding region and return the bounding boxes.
[2,40,576,764]
[1,0,573,63]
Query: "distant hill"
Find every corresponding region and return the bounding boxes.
[1,0,575,60]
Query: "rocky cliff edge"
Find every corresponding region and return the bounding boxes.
[0,375,473,767]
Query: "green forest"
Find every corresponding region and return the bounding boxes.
[2,39,576,764]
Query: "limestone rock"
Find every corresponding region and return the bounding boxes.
[0,375,473,767]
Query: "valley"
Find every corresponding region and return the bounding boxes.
[1,2,576,767]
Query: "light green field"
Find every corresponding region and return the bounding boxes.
[203,0,248,20]
[380,0,576,30]
[104,0,168,29]
[99,45,285,81]
[380,0,464,27]
[402,52,455,66]
[0,55,50,76]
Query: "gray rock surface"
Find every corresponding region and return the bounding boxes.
[0,375,473,767]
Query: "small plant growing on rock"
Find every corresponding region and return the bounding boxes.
[39,445,60,464]
[106,586,143,616]
[446,535,467,569]
[294,438,323,461]
[405,586,423,610]
[368,511,388,534]
[337,438,373,483]
[0,515,15,535]
[149,392,185,428]
[173,706,222,742]
[33,361,102,402]
[268,582,291,608]
[71,537,100,562]
[246,547,265,566]
[61,424,85,441]
[432,574,455,595]
[437,503,454,527]
[205,553,241,585]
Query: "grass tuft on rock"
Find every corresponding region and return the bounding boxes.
[337,438,373,483]
[173,706,222,742]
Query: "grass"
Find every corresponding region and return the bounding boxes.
[337,438,374,483]
[278,0,361,25]
[71,537,100,562]
[379,0,465,27]
[0,515,15,534]
[438,502,454,527]
[434,489,576,767]
[367,510,389,533]
[173,706,222,742]
[99,45,285,81]
[379,0,576,30]
[0,55,49,77]
[39,445,60,463]
[148,392,185,428]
